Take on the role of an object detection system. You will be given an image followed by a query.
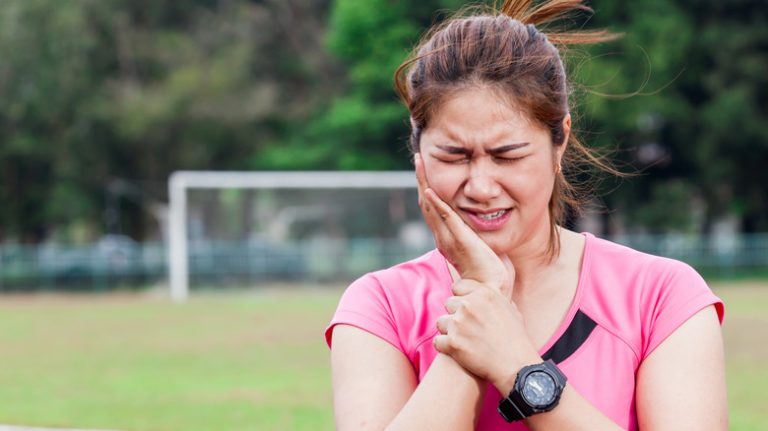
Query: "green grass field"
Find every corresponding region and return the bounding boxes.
[0,281,765,431]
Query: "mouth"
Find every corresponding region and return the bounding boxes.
[475,209,509,221]
[461,207,513,231]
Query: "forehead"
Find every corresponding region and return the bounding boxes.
[424,87,547,145]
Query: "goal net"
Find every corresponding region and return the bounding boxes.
[168,171,432,301]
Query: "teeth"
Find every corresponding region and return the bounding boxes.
[477,210,507,220]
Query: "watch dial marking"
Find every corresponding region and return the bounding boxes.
[522,371,557,407]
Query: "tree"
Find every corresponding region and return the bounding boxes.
[0,0,334,242]
[255,0,473,170]
[578,0,768,233]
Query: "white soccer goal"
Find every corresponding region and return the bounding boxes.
[167,171,427,302]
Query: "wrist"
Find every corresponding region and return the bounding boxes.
[493,371,518,397]
[436,353,484,383]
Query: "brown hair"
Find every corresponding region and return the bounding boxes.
[395,0,621,259]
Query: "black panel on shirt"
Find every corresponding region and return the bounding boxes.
[541,309,597,364]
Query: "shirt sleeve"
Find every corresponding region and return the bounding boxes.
[641,259,725,359]
[324,273,402,352]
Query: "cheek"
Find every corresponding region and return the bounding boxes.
[507,163,556,205]
[423,162,465,202]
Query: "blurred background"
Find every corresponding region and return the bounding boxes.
[0,0,765,430]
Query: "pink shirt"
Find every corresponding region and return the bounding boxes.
[325,233,724,430]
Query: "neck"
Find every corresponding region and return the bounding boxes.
[505,225,565,293]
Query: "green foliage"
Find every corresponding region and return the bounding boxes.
[627,180,696,233]
[0,0,333,241]
[264,0,419,170]
[575,0,767,232]
[264,0,483,171]
[0,0,765,241]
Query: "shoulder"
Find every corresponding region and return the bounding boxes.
[326,249,452,354]
[579,233,723,359]
[583,233,705,287]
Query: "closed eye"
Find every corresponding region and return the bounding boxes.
[434,155,525,164]
[494,155,526,164]
[437,157,470,165]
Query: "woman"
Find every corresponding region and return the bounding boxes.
[325,0,727,429]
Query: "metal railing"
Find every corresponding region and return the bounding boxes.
[1,233,766,291]
[610,233,768,278]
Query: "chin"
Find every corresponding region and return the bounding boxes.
[477,232,514,256]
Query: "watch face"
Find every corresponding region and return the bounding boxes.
[521,371,557,407]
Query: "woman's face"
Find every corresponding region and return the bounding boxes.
[419,87,566,257]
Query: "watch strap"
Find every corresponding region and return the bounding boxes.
[498,388,534,421]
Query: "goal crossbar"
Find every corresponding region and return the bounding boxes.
[168,170,416,302]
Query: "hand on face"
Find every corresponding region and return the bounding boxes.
[414,152,514,296]
[415,153,540,389]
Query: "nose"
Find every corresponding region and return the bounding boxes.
[463,159,502,203]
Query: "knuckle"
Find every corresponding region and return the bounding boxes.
[480,286,495,300]
[451,281,466,295]
[466,280,480,292]
[452,312,464,325]
[454,300,464,313]
[456,301,471,317]
[446,335,460,351]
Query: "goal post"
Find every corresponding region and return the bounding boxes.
[168,170,420,302]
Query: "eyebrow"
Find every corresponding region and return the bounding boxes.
[435,142,530,156]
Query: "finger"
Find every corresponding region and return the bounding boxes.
[433,334,451,353]
[414,153,431,212]
[414,153,440,225]
[435,314,451,335]
[451,279,480,297]
[444,296,462,314]
[424,188,498,271]
[424,187,463,227]
[422,186,469,252]
[414,152,427,188]
[424,188,496,260]
[414,153,455,248]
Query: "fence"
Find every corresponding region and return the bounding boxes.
[1,233,766,291]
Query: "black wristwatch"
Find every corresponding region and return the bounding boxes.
[497,359,567,422]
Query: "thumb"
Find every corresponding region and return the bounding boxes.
[499,255,516,300]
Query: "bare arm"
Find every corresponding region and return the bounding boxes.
[635,305,727,430]
[330,324,484,431]
[494,305,726,430]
